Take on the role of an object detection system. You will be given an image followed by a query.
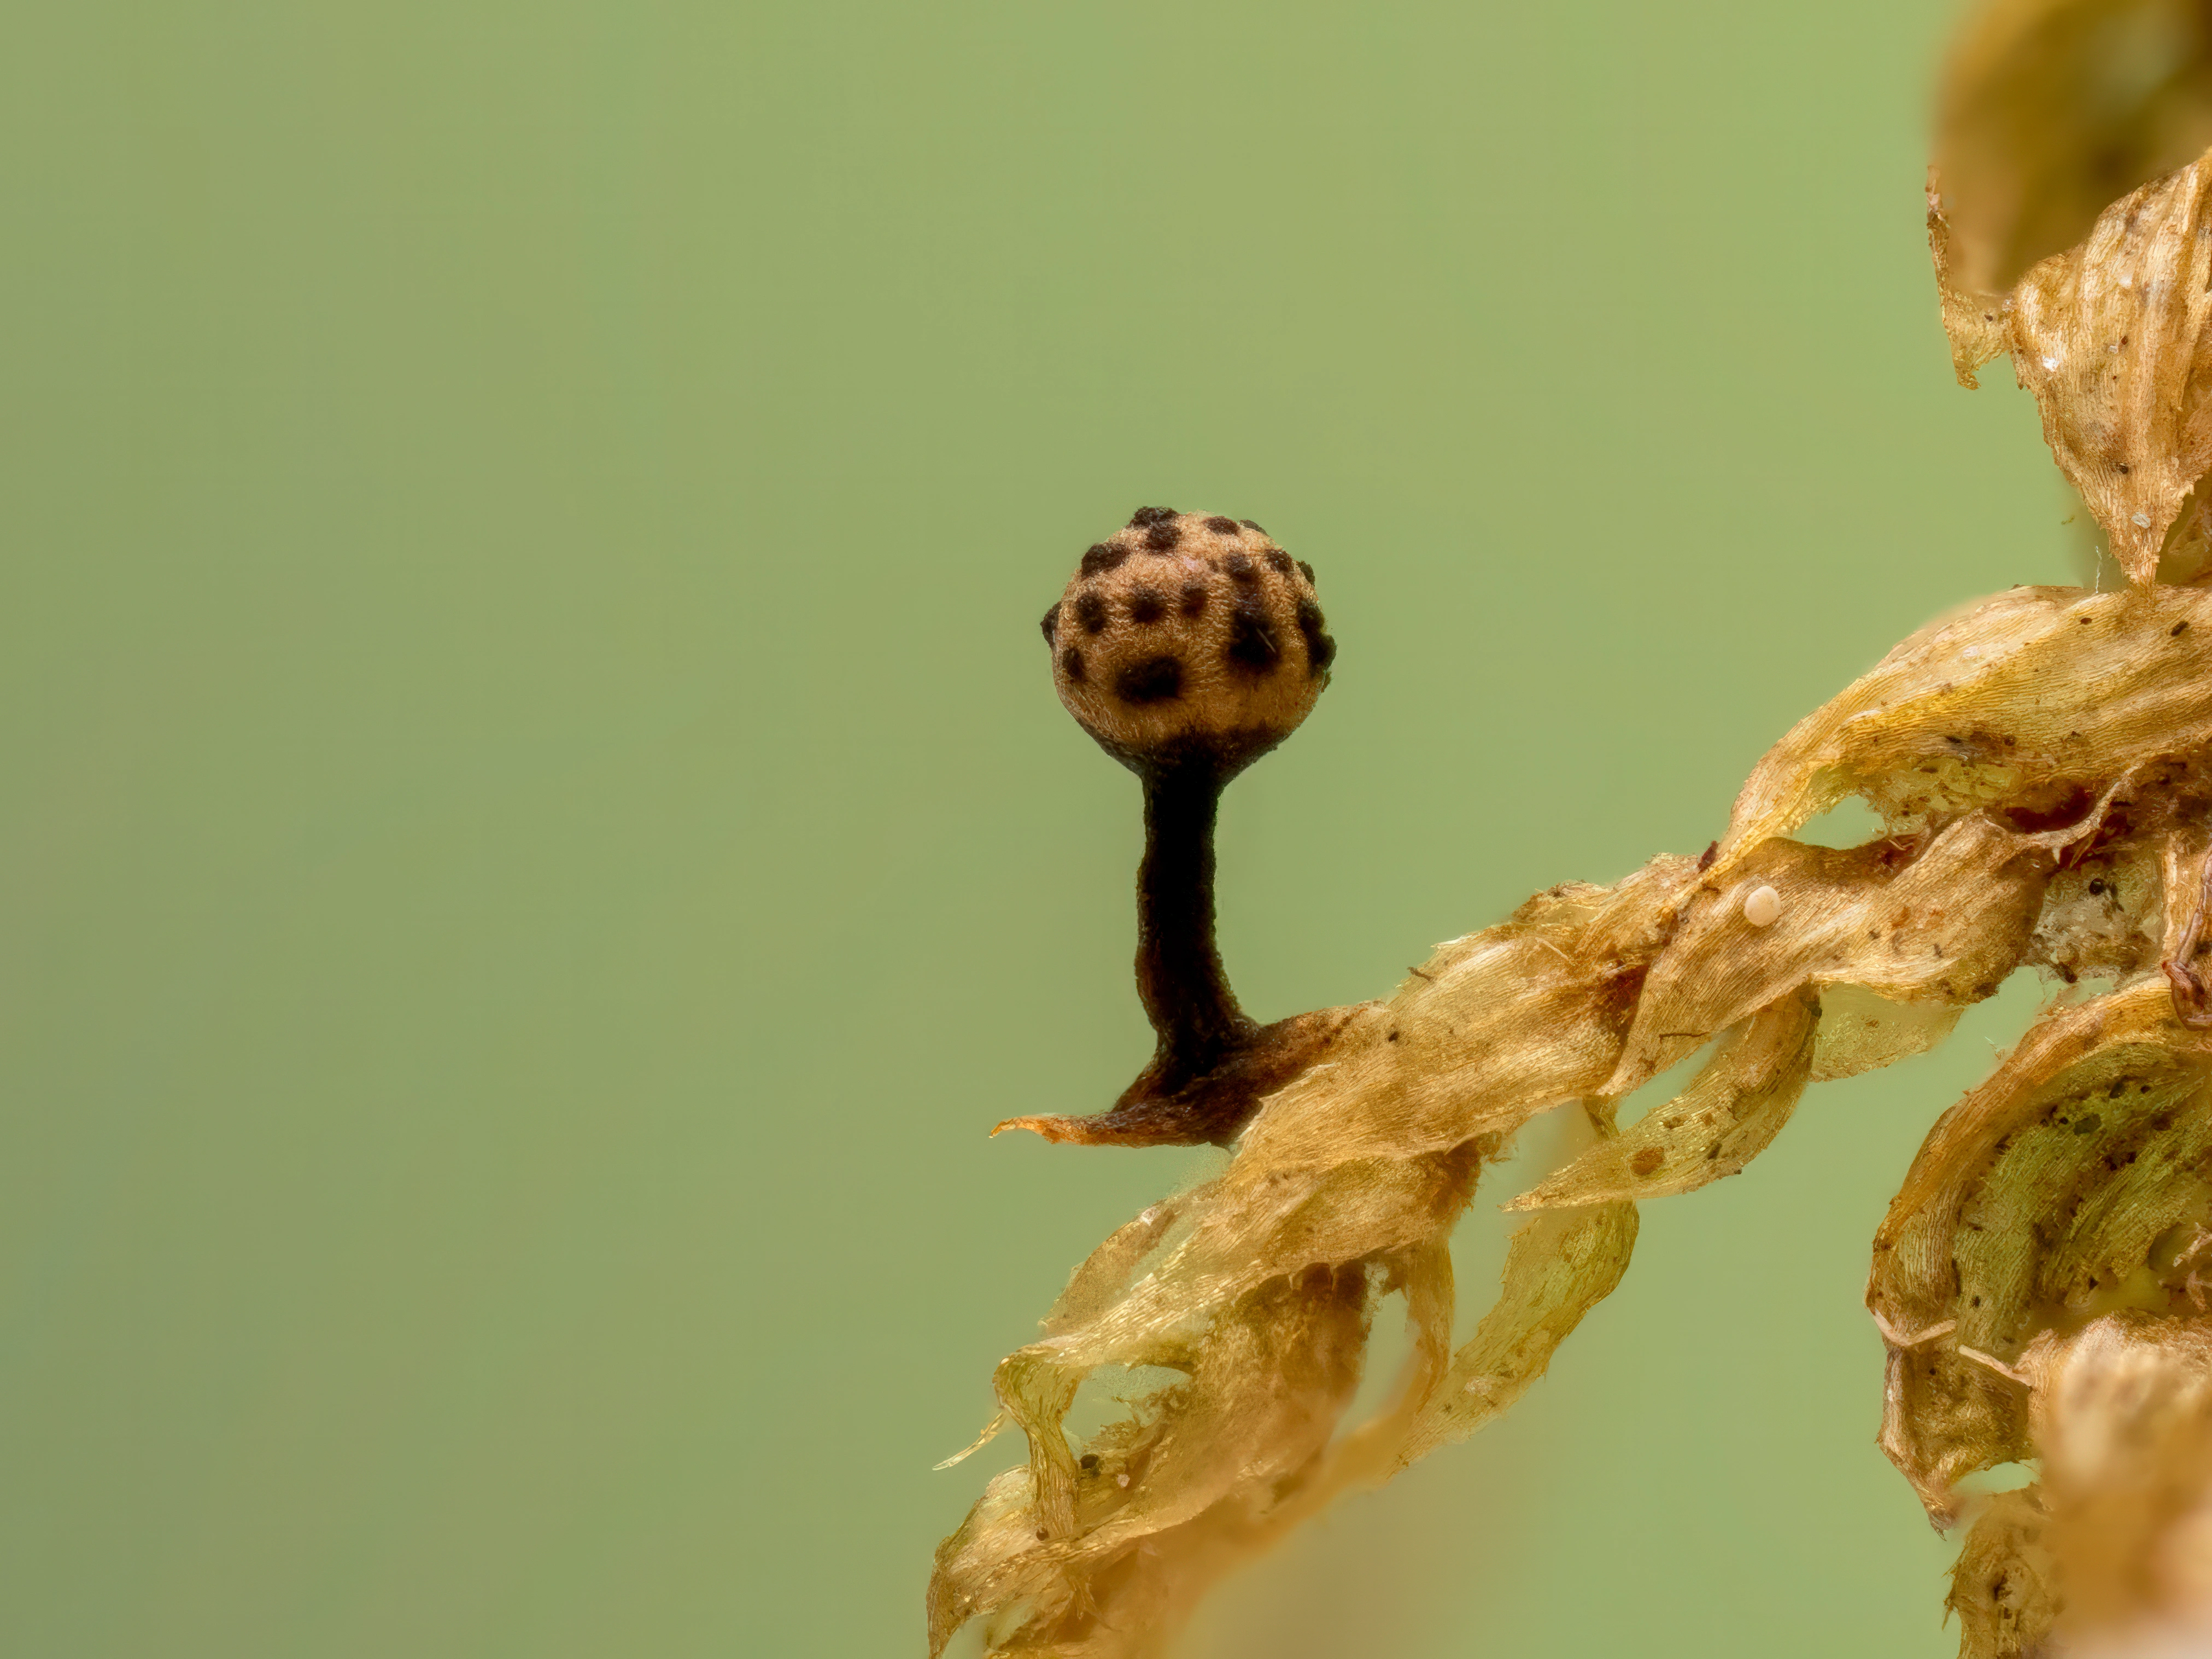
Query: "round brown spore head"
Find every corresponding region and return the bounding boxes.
[1040,507,1335,778]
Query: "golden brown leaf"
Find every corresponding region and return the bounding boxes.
[1725,583,2212,853]
[1507,991,1817,1211]
[1935,0,2212,296]
[1612,816,2055,1096]
[1869,979,2212,1522]
[1811,983,1969,1083]
[1947,1487,2061,1659]
[1397,1181,1637,1465]
[1931,183,2017,390]
[2009,156,2212,584]
[2029,1313,2212,1643]
[1930,0,2212,575]
[1946,1315,2212,1657]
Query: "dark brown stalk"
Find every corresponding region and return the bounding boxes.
[1132,755,1253,1085]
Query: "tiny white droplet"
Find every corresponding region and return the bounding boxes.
[2132,512,2153,528]
[2041,355,2061,370]
[1116,1473,1131,1487]
[1742,885,1782,928]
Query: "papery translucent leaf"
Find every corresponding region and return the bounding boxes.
[2027,842,2166,984]
[1232,863,1694,1177]
[1613,815,2051,1094]
[929,1465,1046,1658]
[1043,1188,1209,1336]
[1935,0,2212,295]
[1935,146,2212,586]
[1396,1189,1637,1464]
[1811,983,1967,1082]
[1930,184,2017,389]
[1869,979,2212,1521]
[1508,991,1816,1210]
[930,1265,1373,1659]
[2008,154,2212,584]
[1726,584,2212,853]
[1947,1487,2059,1659]
[1048,1265,1371,1564]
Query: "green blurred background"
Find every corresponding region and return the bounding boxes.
[5,0,2077,1654]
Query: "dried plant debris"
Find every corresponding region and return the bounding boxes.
[934,8,2212,1640]
[933,580,2212,1656]
[1948,1486,2061,1659]
[1929,0,2212,589]
[1946,1316,2212,1658]
[1946,1486,2061,1659]
[2033,1315,2212,1646]
[1506,990,1818,1212]
[1869,975,2212,1522]
[1935,0,2212,297]
[1936,155,2212,583]
[1726,583,2212,848]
